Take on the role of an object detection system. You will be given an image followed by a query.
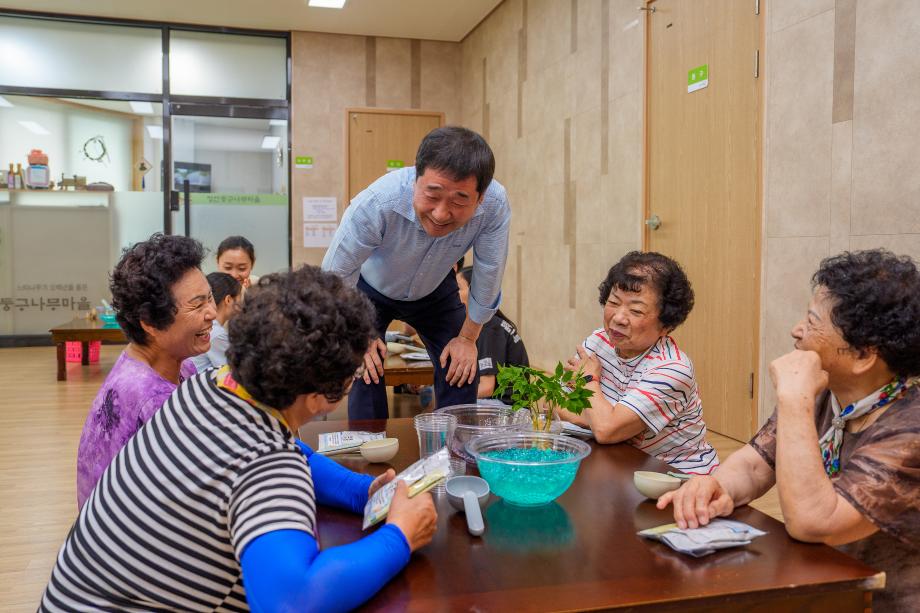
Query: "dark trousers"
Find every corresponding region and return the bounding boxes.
[349,274,478,419]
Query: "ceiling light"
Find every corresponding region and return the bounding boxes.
[261,135,281,149]
[309,0,347,8]
[147,125,163,139]
[269,119,287,126]
[18,120,49,135]
[0,95,13,108]
[129,101,155,114]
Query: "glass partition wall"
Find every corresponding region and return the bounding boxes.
[0,12,290,337]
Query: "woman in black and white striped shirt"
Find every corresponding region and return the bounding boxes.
[40,266,438,612]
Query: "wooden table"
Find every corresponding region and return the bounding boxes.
[384,354,434,386]
[49,318,126,381]
[300,418,884,612]
[47,319,430,386]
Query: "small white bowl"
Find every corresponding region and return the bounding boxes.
[360,438,399,463]
[633,471,682,500]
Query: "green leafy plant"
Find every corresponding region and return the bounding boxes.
[494,362,594,432]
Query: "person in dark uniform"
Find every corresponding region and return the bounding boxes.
[457,266,529,404]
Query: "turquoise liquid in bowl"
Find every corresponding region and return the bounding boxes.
[469,432,591,507]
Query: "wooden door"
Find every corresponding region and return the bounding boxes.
[645,0,762,440]
[347,110,443,201]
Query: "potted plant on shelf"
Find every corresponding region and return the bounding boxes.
[493,362,594,433]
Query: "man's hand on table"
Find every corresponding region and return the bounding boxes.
[440,335,478,387]
[386,480,438,552]
[656,475,735,529]
[361,337,388,384]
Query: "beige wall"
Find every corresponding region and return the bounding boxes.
[758,0,920,422]
[290,1,920,428]
[460,0,645,370]
[290,32,461,268]
[469,0,920,429]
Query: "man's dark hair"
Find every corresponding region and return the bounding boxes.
[206,272,242,305]
[227,266,375,408]
[217,235,256,264]
[415,126,495,196]
[597,251,694,331]
[110,233,205,345]
[813,249,920,377]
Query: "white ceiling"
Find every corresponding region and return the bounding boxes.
[1,0,502,42]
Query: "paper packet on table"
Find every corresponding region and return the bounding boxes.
[637,519,767,557]
[362,447,451,530]
[317,431,385,455]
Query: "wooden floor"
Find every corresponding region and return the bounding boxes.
[0,345,780,612]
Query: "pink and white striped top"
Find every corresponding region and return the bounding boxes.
[583,329,719,474]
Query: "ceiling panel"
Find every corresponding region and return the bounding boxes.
[0,0,501,42]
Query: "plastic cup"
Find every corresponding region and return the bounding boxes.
[414,412,457,459]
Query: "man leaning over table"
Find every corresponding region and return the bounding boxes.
[323,126,510,419]
[657,250,920,611]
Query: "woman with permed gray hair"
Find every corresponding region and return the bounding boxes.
[42,266,438,612]
[75,232,215,508]
[658,249,920,610]
[555,251,719,474]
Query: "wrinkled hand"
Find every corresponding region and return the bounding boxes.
[566,346,601,382]
[361,337,388,385]
[440,336,478,387]
[769,350,828,407]
[368,468,396,498]
[386,480,438,552]
[656,476,735,529]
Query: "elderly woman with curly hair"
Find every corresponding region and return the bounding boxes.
[658,249,920,610]
[42,266,438,613]
[556,251,719,474]
[75,233,215,508]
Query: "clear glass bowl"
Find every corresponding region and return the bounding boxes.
[435,404,527,463]
[467,432,591,506]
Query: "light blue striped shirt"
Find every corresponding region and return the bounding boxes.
[322,167,510,324]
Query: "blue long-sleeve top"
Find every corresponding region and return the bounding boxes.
[241,441,410,612]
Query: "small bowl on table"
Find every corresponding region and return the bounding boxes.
[359,438,399,463]
[633,471,682,500]
[98,311,118,326]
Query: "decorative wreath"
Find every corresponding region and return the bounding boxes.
[82,135,110,164]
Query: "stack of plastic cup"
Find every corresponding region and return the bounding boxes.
[414,412,457,459]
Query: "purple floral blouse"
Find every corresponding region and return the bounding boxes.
[76,351,196,508]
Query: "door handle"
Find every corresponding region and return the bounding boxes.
[645,214,662,230]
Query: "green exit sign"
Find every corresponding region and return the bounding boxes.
[295,156,314,169]
[386,159,405,172]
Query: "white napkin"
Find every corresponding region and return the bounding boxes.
[638,519,767,557]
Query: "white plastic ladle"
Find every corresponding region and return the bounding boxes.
[445,476,489,536]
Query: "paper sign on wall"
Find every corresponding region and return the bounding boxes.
[688,64,709,93]
[303,222,337,248]
[302,197,337,223]
[295,156,314,169]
